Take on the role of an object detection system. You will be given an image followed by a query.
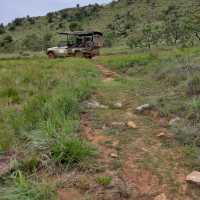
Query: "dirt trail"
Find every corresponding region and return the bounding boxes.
[57,63,198,200]
[81,112,119,166]
[80,63,197,200]
[96,64,118,82]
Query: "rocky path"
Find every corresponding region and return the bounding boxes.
[75,63,200,200]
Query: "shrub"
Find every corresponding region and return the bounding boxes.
[127,33,143,49]
[188,98,200,122]
[187,75,200,96]
[182,145,200,170]
[51,137,96,166]
[96,176,112,186]
[171,122,200,147]
[0,171,57,200]
[69,22,83,31]
[47,12,54,23]
[13,18,24,26]
[0,23,5,34]
[26,16,35,24]
[3,35,13,44]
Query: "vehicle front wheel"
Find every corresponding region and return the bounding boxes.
[48,52,56,59]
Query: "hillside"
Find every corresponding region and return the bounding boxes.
[1,0,200,53]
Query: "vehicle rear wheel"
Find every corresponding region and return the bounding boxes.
[75,51,84,58]
[48,52,56,59]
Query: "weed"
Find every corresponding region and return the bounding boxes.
[171,122,200,147]
[96,176,112,186]
[51,137,96,167]
[0,87,21,103]
[21,154,40,173]
[0,171,57,200]
[182,145,200,170]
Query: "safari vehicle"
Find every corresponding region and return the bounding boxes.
[47,31,103,59]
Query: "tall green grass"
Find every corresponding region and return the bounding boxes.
[99,53,154,72]
[0,57,100,198]
[0,58,99,166]
[0,171,57,200]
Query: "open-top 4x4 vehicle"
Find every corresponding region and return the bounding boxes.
[47,31,103,59]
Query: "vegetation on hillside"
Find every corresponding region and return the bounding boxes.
[1,0,200,52]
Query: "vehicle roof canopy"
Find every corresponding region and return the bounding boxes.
[58,31,103,37]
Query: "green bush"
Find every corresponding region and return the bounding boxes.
[52,137,96,166]
[69,22,83,31]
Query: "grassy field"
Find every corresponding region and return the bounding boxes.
[0,58,100,199]
[0,46,200,199]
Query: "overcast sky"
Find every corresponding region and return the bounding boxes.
[0,0,111,25]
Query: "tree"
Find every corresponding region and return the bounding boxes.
[0,35,14,52]
[142,23,162,48]
[47,12,54,23]
[61,11,69,19]
[162,5,183,45]
[0,23,5,34]
[8,23,16,31]
[26,15,35,24]
[69,22,82,31]
[13,18,24,26]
